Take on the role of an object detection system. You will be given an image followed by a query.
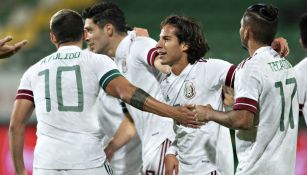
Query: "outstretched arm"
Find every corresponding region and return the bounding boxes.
[0,36,28,59]
[104,112,137,161]
[195,104,254,130]
[9,99,34,175]
[105,76,202,128]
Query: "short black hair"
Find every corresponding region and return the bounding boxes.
[242,4,279,45]
[299,13,307,48]
[160,15,209,64]
[82,1,131,33]
[50,9,84,45]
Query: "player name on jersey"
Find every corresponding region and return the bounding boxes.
[41,52,81,64]
[267,59,292,72]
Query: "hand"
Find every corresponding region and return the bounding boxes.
[15,169,27,175]
[223,86,234,106]
[174,104,204,128]
[271,37,289,57]
[194,104,213,123]
[165,154,179,175]
[0,36,28,59]
[133,27,149,37]
[104,145,115,162]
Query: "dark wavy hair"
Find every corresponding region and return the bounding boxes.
[299,13,307,48]
[82,1,132,33]
[242,4,279,45]
[160,15,210,64]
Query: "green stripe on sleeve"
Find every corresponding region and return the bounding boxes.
[99,69,122,90]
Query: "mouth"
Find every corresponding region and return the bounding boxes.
[87,43,95,51]
[157,50,167,57]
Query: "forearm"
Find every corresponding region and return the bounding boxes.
[119,86,176,118]
[9,124,26,174]
[108,114,137,151]
[208,110,253,130]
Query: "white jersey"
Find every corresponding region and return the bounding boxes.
[161,59,235,175]
[98,91,142,175]
[233,47,298,175]
[295,57,307,123]
[114,32,175,172]
[16,46,122,169]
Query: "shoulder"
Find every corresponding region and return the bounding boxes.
[199,58,233,69]
[82,50,114,64]
[132,36,157,48]
[295,57,307,71]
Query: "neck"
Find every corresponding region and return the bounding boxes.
[57,41,82,49]
[107,32,127,57]
[171,56,190,75]
[247,40,268,57]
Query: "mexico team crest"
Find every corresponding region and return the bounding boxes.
[184,82,196,99]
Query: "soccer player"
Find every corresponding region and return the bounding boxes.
[9,9,200,175]
[0,35,28,59]
[195,4,298,175]
[82,2,176,174]
[295,12,307,123]
[155,15,235,175]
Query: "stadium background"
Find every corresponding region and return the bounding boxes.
[0,0,307,174]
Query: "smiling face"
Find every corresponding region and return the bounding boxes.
[84,18,111,54]
[156,24,188,67]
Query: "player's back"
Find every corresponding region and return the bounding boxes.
[235,47,298,175]
[20,46,119,169]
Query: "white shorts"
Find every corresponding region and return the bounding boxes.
[142,139,172,175]
[33,161,113,175]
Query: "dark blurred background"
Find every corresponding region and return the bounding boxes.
[0,0,306,174]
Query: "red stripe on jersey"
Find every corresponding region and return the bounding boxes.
[147,48,158,67]
[299,104,304,116]
[16,95,34,103]
[233,97,258,113]
[16,89,34,102]
[225,65,236,88]
[17,89,33,96]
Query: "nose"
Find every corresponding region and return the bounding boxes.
[156,39,162,49]
[84,31,90,42]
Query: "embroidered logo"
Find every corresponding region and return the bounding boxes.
[184,82,196,99]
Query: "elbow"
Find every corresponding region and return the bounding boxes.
[236,121,253,130]
[9,120,25,134]
[231,112,254,130]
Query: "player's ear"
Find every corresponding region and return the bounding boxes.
[243,26,251,41]
[299,38,306,49]
[105,23,114,37]
[181,42,189,52]
[50,32,58,46]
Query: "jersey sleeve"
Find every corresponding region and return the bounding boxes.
[206,59,236,88]
[16,67,34,103]
[233,61,260,113]
[131,37,158,67]
[89,53,123,91]
[295,59,307,120]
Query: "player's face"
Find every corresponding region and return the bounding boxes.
[84,18,110,54]
[239,18,248,50]
[156,24,186,67]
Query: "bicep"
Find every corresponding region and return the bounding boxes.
[229,109,254,129]
[10,99,34,126]
[104,76,135,101]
